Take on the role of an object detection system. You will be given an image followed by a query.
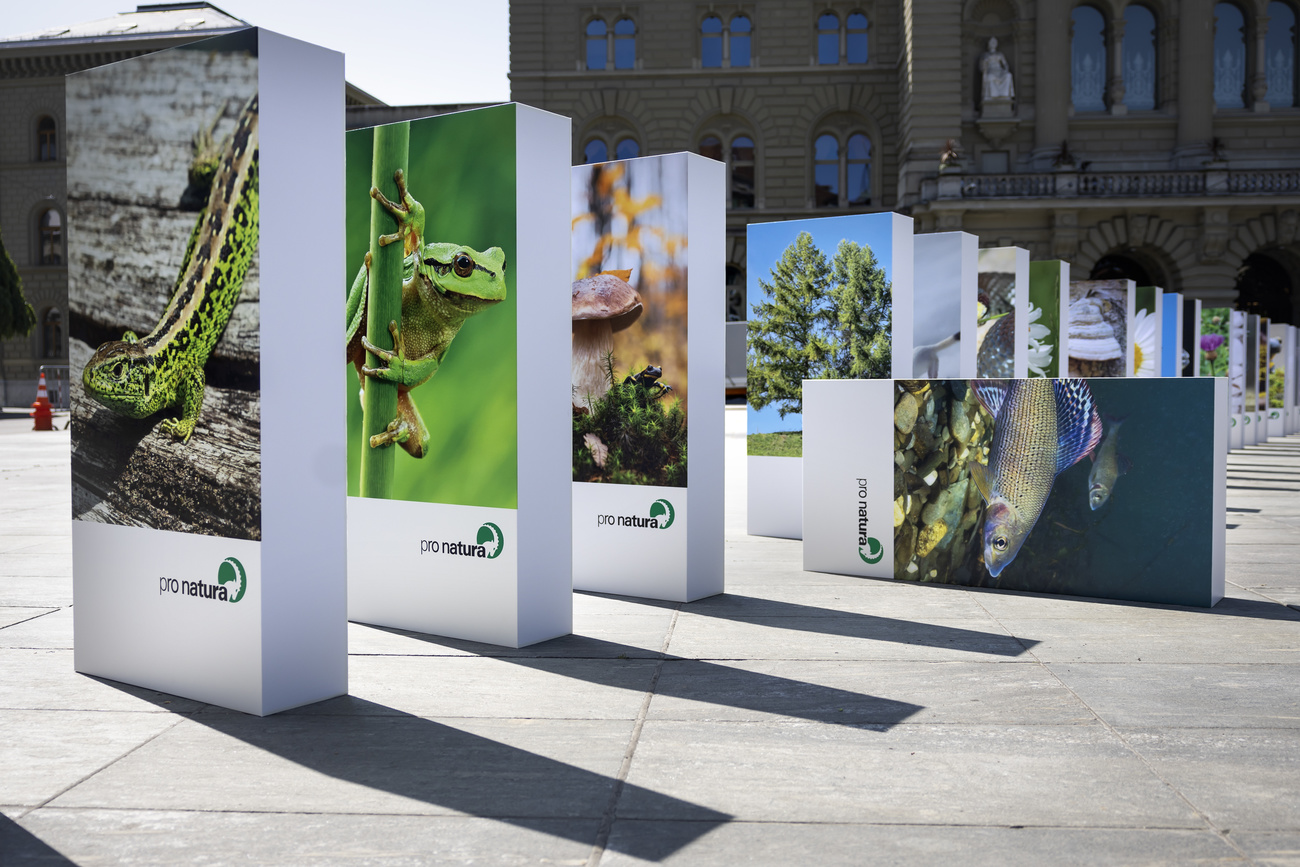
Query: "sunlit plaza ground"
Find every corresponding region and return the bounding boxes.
[1,406,1299,865]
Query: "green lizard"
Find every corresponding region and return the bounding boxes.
[345,169,507,458]
[82,96,259,442]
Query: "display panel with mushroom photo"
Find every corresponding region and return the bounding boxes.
[571,157,689,487]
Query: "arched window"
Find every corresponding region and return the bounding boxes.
[731,136,755,208]
[1267,1,1297,107]
[586,18,607,70]
[615,137,640,159]
[818,13,840,65]
[36,116,57,162]
[583,138,609,163]
[42,308,62,359]
[698,135,723,161]
[702,15,724,67]
[846,12,868,64]
[731,15,752,67]
[814,134,840,207]
[726,265,746,321]
[1123,6,1157,110]
[38,209,62,266]
[1072,6,1107,112]
[846,133,871,206]
[814,132,872,208]
[613,18,636,69]
[1215,3,1247,108]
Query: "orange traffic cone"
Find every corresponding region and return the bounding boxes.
[30,372,53,431]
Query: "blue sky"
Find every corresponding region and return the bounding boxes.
[5,1,511,106]
[745,213,897,435]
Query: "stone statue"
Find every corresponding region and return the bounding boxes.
[980,37,1014,103]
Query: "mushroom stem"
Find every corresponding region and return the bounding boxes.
[573,320,614,409]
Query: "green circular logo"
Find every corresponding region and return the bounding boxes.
[859,537,884,564]
[476,522,505,559]
[649,499,675,529]
[216,557,247,603]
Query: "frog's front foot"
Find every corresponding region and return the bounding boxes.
[370,169,426,257]
[361,320,408,385]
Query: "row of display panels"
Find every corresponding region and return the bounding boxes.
[743,214,1289,610]
[66,30,722,715]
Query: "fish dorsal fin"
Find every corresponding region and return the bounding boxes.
[969,461,992,502]
[1052,379,1104,473]
[972,380,1009,420]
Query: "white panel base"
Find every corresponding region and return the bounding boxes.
[802,380,894,579]
[348,497,543,647]
[573,483,705,601]
[1231,414,1244,450]
[74,523,265,714]
[747,455,802,539]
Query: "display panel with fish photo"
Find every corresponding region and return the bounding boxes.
[1068,279,1135,377]
[746,212,914,539]
[803,376,1226,607]
[1133,287,1162,377]
[913,232,977,379]
[977,247,1029,379]
[1027,260,1069,377]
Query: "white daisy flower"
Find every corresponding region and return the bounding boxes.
[1026,302,1054,377]
[1133,308,1157,377]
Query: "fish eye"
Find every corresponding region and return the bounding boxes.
[992,537,1008,551]
[453,254,474,278]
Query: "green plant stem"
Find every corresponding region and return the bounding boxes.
[360,123,409,498]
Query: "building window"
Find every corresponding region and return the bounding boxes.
[1072,6,1107,112]
[1122,5,1157,110]
[814,134,840,206]
[731,135,755,208]
[1215,3,1247,108]
[731,15,752,67]
[699,134,757,207]
[613,17,636,69]
[42,308,62,359]
[36,116,57,162]
[615,137,640,159]
[586,18,607,70]
[38,209,62,266]
[818,13,840,65]
[846,12,868,64]
[1267,1,1297,107]
[726,265,746,321]
[846,133,871,206]
[583,138,609,163]
[702,15,724,67]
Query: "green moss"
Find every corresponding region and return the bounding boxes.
[573,355,687,487]
[748,431,802,457]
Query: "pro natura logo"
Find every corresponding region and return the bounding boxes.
[597,498,675,530]
[420,523,505,559]
[159,556,247,604]
[855,477,883,564]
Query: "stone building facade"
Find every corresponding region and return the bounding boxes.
[509,0,1300,324]
[0,3,380,405]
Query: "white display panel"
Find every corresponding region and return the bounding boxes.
[345,104,573,648]
[570,153,724,602]
[69,30,346,715]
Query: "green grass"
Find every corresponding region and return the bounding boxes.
[748,431,802,457]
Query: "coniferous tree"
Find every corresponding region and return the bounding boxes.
[0,229,35,340]
[747,232,892,418]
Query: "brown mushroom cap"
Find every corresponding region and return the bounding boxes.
[572,274,643,333]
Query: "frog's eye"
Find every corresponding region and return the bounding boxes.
[453,254,474,278]
[992,536,1008,552]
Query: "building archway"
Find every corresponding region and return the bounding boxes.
[1234,251,1294,324]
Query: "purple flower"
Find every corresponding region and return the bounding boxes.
[1201,334,1225,352]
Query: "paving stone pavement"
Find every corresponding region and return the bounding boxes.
[1,408,1298,866]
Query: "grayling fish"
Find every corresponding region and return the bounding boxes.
[1087,416,1131,510]
[970,379,1103,577]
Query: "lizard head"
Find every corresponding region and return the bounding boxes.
[420,242,507,313]
[82,340,167,419]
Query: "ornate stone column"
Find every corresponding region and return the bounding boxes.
[1252,11,1272,111]
[1107,16,1128,114]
